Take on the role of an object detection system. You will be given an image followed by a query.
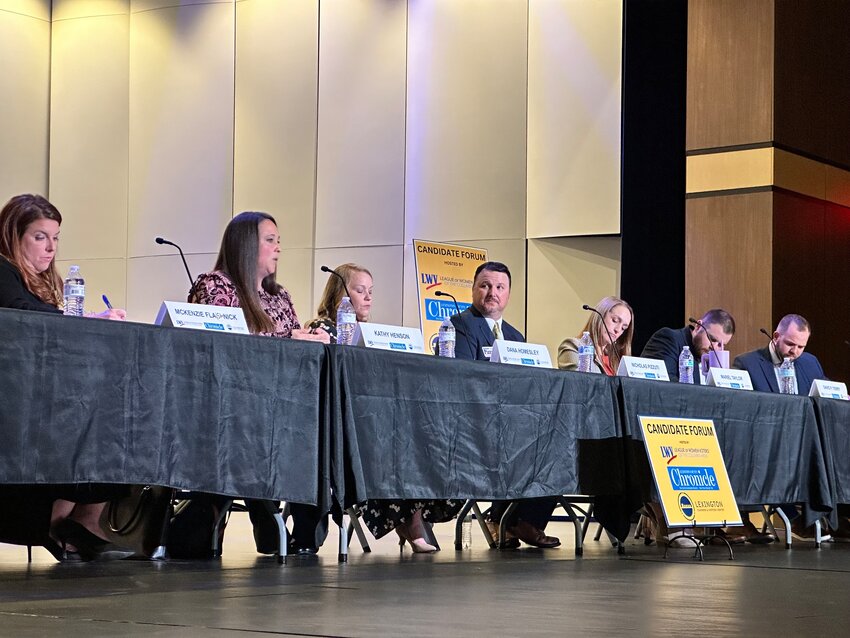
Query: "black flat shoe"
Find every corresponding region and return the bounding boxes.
[52,519,134,561]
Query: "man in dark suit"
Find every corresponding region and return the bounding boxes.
[733,314,825,395]
[733,314,846,540]
[451,261,560,549]
[641,308,736,384]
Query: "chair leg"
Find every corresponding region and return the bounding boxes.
[273,511,287,565]
[346,507,371,552]
[338,513,349,563]
[556,499,584,556]
[774,507,793,549]
[498,502,519,550]
[472,502,494,547]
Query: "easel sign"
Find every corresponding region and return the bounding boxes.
[639,416,741,528]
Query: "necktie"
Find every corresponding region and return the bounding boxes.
[492,322,502,340]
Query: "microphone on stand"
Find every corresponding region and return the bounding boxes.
[435,290,462,316]
[582,303,617,353]
[320,265,351,298]
[155,237,193,286]
[759,327,774,344]
[688,316,723,369]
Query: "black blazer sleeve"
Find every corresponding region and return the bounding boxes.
[640,327,681,382]
[0,258,62,314]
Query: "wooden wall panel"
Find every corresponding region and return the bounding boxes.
[687,0,773,150]
[685,192,773,359]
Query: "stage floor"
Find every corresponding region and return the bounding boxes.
[1,516,848,636]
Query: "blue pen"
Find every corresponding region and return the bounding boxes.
[102,294,113,310]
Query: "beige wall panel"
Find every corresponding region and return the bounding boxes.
[0,0,50,20]
[526,237,621,362]
[49,15,130,262]
[0,9,49,199]
[402,238,526,336]
[233,0,318,249]
[314,0,407,249]
[527,0,623,238]
[127,3,234,258]
[131,0,230,12]
[404,0,528,243]
[313,245,404,326]
[125,252,216,322]
[53,0,129,20]
[54,258,127,312]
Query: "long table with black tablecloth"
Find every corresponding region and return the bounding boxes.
[0,307,328,510]
[1,306,845,545]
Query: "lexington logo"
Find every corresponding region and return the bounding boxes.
[678,493,695,520]
[421,273,441,289]
[660,445,678,464]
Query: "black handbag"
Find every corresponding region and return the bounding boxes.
[99,485,174,558]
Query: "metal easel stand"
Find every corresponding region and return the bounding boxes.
[663,520,734,561]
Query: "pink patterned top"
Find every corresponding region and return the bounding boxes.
[188,270,301,338]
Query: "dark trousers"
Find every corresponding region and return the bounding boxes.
[288,502,329,549]
[489,497,558,530]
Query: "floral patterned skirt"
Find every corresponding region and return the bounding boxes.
[361,499,465,539]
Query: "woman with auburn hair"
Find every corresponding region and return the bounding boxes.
[557,295,634,375]
[306,262,373,341]
[188,211,329,557]
[0,194,130,562]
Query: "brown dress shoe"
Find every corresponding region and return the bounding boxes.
[714,527,747,544]
[485,520,520,549]
[742,520,776,544]
[509,520,561,548]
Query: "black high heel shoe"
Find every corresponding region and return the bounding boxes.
[52,520,134,562]
[42,538,82,563]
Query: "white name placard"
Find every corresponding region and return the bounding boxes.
[481,346,493,360]
[617,356,670,381]
[489,339,552,368]
[353,322,425,353]
[155,301,249,334]
[808,379,849,400]
[705,367,753,390]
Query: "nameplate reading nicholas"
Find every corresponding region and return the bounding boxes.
[155,301,249,334]
[617,356,670,381]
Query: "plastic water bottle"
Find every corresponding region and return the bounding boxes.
[336,296,357,345]
[779,357,797,395]
[678,346,694,384]
[461,514,472,549]
[577,331,594,372]
[63,265,85,316]
[438,317,456,358]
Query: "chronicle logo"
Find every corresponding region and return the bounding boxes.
[678,493,695,521]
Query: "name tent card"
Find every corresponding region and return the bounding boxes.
[353,322,425,353]
[617,356,670,381]
[155,301,249,334]
[489,339,552,368]
[808,379,849,400]
[705,367,753,391]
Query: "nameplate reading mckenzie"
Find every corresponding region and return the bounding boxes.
[705,367,753,391]
[808,379,849,400]
[489,339,552,368]
[155,301,249,334]
[353,322,425,354]
[616,356,670,381]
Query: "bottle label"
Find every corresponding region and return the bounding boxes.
[64,284,85,297]
[780,367,794,377]
[338,312,356,324]
[683,359,693,368]
[579,345,594,356]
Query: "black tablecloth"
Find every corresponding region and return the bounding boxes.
[812,397,850,508]
[0,308,325,506]
[619,377,834,526]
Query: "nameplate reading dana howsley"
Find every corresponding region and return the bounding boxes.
[155,301,249,334]
[489,339,552,368]
[353,322,425,354]
[639,416,741,528]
